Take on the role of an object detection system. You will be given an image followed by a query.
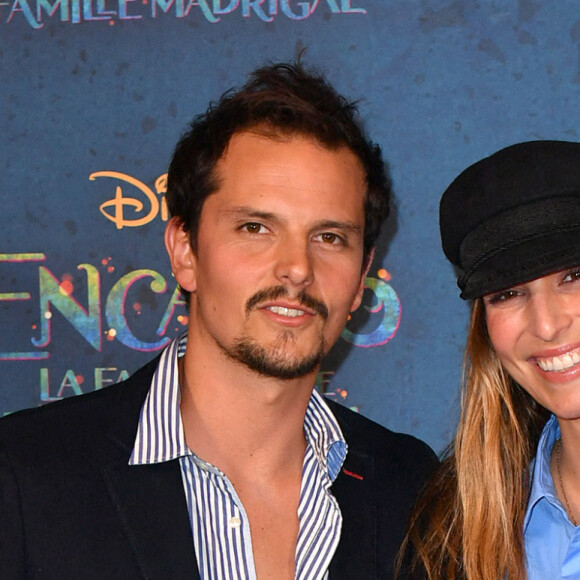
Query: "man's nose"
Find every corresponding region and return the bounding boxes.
[273,237,314,289]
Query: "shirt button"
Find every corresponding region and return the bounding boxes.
[229,517,241,528]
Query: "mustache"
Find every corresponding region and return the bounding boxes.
[245,286,328,320]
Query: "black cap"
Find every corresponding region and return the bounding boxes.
[440,140,580,299]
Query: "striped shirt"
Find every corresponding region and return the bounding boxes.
[130,334,347,580]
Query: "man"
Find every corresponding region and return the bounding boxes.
[0,62,436,579]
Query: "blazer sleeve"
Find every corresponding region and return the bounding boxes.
[0,442,25,578]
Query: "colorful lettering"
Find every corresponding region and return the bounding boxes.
[105,269,171,351]
[1,0,367,26]
[341,277,401,347]
[32,264,102,351]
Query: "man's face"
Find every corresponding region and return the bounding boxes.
[174,131,369,380]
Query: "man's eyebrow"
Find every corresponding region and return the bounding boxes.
[316,220,362,235]
[221,207,278,221]
[220,207,362,235]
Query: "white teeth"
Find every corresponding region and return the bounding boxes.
[537,350,580,372]
[267,306,305,318]
[537,359,552,371]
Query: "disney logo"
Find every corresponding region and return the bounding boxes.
[90,171,168,229]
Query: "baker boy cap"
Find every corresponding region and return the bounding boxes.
[439,140,580,300]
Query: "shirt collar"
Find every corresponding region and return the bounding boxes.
[524,414,560,532]
[129,333,189,465]
[304,389,347,481]
[130,333,347,481]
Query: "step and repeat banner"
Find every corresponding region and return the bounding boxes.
[2,1,579,452]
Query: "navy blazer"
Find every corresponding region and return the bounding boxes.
[0,356,436,579]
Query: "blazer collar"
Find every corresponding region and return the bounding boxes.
[96,357,201,580]
[329,446,377,580]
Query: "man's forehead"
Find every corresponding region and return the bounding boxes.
[215,131,364,182]
[202,134,366,227]
[216,134,363,188]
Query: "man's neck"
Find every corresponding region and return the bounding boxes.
[177,339,315,481]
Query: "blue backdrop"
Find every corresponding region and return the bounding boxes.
[2,0,579,453]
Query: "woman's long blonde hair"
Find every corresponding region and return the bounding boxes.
[401,299,549,580]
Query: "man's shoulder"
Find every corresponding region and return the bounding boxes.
[325,397,437,468]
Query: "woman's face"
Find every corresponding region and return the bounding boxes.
[484,267,580,419]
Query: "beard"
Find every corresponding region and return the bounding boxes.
[228,329,327,380]
[204,285,330,379]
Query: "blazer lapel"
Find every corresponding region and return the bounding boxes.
[95,359,201,580]
[102,455,200,580]
[329,448,377,580]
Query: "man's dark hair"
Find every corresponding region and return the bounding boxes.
[167,60,391,275]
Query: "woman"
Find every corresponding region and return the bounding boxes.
[404,140,580,579]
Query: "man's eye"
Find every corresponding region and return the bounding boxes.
[241,223,265,234]
[316,232,344,245]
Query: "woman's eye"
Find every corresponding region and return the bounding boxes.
[562,269,580,283]
[486,289,520,305]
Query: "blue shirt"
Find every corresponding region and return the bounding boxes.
[524,415,580,579]
[129,334,347,580]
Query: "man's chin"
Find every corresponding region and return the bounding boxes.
[231,339,325,380]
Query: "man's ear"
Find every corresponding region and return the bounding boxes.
[350,248,375,313]
[164,217,197,294]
